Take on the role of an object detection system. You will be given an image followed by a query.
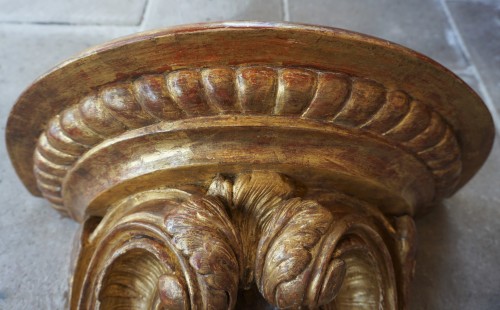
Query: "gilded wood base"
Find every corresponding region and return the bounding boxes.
[70,171,416,309]
[6,22,494,309]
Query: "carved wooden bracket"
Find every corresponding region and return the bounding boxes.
[6,22,494,309]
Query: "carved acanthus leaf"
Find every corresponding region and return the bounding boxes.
[255,198,339,308]
[206,173,349,308]
[164,196,242,309]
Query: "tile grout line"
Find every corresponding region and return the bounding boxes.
[468,64,500,131]
[0,21,138,27]
[137,0,151,27]
[282,0,290,21]
[440,0,500,133]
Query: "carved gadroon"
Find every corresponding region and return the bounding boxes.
[6,22,494,309]
[34,66,461,215]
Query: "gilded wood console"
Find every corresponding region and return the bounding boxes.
[6,22,494,309]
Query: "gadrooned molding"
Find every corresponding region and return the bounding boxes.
[33,65,461,213]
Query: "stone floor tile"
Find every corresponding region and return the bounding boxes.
[447,1,500,115]
[141,0,283,30]
[0,24,138,309]
[288,0,468,70]
[411,137,500,309]
[0,24,138,102]
[0,0,147,25]
[452,65,490,102]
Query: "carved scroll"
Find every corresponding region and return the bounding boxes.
[71,189,242,309]
[70,172,415,309]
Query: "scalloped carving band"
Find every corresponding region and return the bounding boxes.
[35,65,461,213]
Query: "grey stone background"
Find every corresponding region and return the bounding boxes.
[0,0,499,309]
